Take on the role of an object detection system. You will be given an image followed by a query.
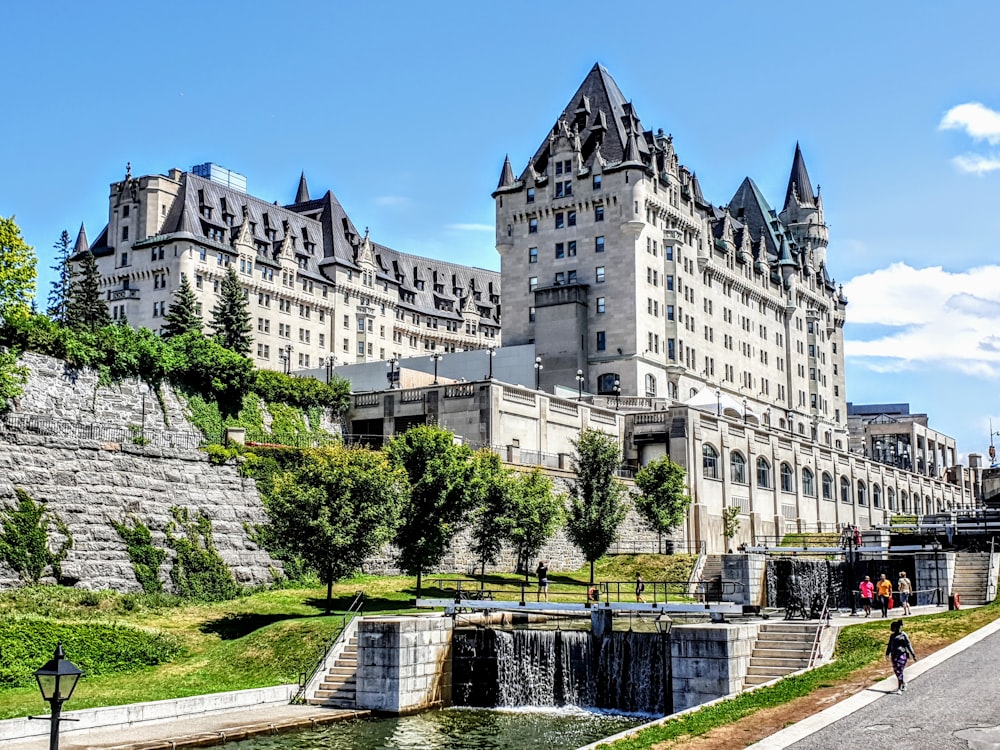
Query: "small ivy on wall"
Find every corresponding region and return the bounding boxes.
[111,516,167,594]
[164,506,241,601]
[0,488,73,584]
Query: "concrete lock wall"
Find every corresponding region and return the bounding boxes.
[670,623,757,712]
[721,553,766,606]
[355,616,453,714]
[914,551,955,605]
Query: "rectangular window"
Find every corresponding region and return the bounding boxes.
[596,297,605,314]
[596,266,605,283]
[593,174,602,190]
[665,245,673,260]
[555,213,564,229]
[555,271,565,285]
[529,276,538,291]
[595,236,605,253]
[120,252,128,267]
[666,275,674,291]
[121,226,129,241]
[528,247,537,263]
[595,206,604,222]
[555,242,565,259]
[596,331,606,351]
[527,188,535,204]
[529,218,537,234]
[567,270,577,283]
[528,306,536,323]
[568,210,576,227]
[567,240,577,256]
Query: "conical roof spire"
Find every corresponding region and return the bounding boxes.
[783,142,816,210]
[73,223,89,255]
[295,172,310,203]
[497,155,515,189]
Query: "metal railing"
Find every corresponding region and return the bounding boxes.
[606,540,705,555]
[292,590,365,704]
[808,595,832,667]
[239,428,341,449]
[0,413,204,450]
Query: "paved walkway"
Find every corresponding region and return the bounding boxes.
[747,613,1000,749]
[6,705,367,750]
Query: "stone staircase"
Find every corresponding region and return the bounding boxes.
[743,622,818,688]
[701,555,723,600]
[306,632,359,707]
[952,552,990,606]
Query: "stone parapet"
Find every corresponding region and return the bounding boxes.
[671,622,758,712]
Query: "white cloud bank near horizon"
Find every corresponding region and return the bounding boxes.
[940,102,1000,173]
[844,262,1000,378]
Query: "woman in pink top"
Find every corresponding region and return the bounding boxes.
[859,575,875,617]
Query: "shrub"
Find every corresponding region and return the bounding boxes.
[164,507,241,601]
[0,488,72,584]
[111,516,167,594]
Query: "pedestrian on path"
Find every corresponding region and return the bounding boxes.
[536,560,549,602]
[877,573,893,618]
[859,575,874,617]
[635,572,646,603]
[885,619,917,693]
[897,571,913,615]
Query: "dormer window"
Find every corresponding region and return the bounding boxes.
[526,188,535,204]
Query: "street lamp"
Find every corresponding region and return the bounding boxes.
[487,345,496,380]
[576,369,585,400]
[386,356,400,389]
[324,355,337,384]
[431,352,443,384]
[742,397,748,425]
[139,382,149,440]
[32,644,82,750]
[613,378,621,410]
[534,356,543,390]
[715,387,721,417]
[279,344,293,375]
[654,614,673,715]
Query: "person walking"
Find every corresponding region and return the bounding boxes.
[859,575,875,617]
[536,560,549,602]
[635,572,646,603]
[897,571,913,615]
[885,619,917,693]
[877,573,893,618]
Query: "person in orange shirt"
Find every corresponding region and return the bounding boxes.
[876,573,893,618]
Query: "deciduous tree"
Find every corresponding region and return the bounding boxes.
[0,216,37,318]
[505,467,563,584]
[209,266,252,356]
[468,451,515,580]
[564,428,628,585]
[386,425,477,598]
[634,455,691,550]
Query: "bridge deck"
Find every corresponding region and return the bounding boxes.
[417,598,745,615]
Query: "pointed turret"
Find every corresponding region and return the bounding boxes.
[73,223,89,255]
[497,155,516,190]
[295,172,310,203]
[783,142,816,210]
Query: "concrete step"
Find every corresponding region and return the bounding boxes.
[315,687,357,700]
[752,648,813,661]
[328,665,356,676]
[319,680,356,691]
[747,663,807,675]
[307,697,358,708]
[745,674,794,686]
[756,632,815,643]
[748,656,812,669]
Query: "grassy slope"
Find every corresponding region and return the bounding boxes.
[0,555,696,719]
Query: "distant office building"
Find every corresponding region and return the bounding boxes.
[73,164,501,371]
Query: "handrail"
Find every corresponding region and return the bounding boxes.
[988,536,998,603]
[808,594,831,667]
[292,590,364,704]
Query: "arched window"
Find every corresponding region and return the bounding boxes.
[840,476,851,504]
[873,484,882,509]
[802,468,815,497]
[645,374,657,398]
[822,472,833,500]
[857,480,867,506]
[936,498,944,513]
[925,496,933,514]
[887,487,896,511]
[780,462,794,493]
[757,457,771,488]
[731,451,747,484]
[901,490,909,513]
[598,373,619,395]
[667,381,678,399]
[703,444,719,479]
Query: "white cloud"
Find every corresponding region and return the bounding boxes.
[951,153,1000,174]
[446,223,493,232]
[939,102,1000,144]
[374,195,411,207]
[843,263,1000,379]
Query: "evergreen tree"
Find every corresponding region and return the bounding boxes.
[209,266,252,355]
[47,230,73,323]
[162,274,203,339]
[564,428,629,585]
[64,249,110,330]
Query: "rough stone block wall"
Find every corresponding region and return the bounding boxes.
[671,623,757,712]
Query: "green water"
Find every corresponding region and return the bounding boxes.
[223,708,643,750]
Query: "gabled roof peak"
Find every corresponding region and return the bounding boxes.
[73,223,89,255]
[497,154,516,190]
[295,171,310,203]
[783,142,816,210]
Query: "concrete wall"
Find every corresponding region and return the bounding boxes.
[721,553,766,606]
[671,623,757,712]
[914,551,954,605]
[355,616,453,714]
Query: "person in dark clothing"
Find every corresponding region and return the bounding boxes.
[536,560,549,602]
[885,619,917,693]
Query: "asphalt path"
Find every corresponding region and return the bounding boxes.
[748,616,1000,750]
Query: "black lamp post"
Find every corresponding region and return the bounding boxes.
[654,615,673,714]
[487,345,496,380]
[386,356,399,389]
[279,344,293,375]
[742,397,748,425]
[576,369,585,400]
[139,382,149,440]
[32,644,82,750]
[324,355,337,384]
[534,356,543,390]
[715,387,721,417]
[431,352,443,384]
[613,378,621,410]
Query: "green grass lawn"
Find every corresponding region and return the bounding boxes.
[0,554,697,719]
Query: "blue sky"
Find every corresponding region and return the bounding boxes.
[3,2,1000,461]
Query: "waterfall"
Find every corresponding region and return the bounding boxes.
[453,629,667,714]
[766,558,846,609]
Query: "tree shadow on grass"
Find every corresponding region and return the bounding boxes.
[199,612,311,640]
[303,594,418,615]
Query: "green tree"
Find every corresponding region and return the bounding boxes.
[634,455,691,550]
[0,216,37,317]
[505,467,563,584]
[259,445,407,613]
[162,274,202,339]
[564,428,628,585]
[209,266,252,355]
[722,506,741,546]
[165,331,254,417]
[0,347,28,413]
[0,488,73,584]
[467,451,514,580]
[47,230,73,323]
[386,424,477,598]
[65,249,110,330]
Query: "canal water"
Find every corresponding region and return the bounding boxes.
[221,707,642,750]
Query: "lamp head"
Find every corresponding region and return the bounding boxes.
[34,644,82,704]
